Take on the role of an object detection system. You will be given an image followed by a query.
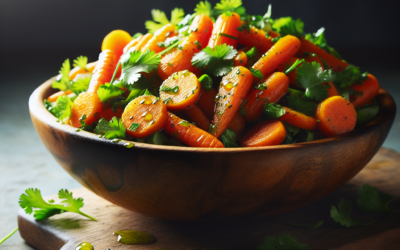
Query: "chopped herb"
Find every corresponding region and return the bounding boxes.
[333,65,368,90]
[271,37,281,43]
[330,198,374,227]
[285,58,304,75]
[145,8,185,34]
[163,97,172,104]
[245,46,258,59]
[220,129,239,147]
[72,55,88,71]
[97,83,125,103]
[95,117,126,139]
[250,68,264,80]
[79,114,94,132]
[357,184,399,214]
[129,123,140,131]
[272,17,304,39]
[219,33,238,40]
[198,74,213,91]
[160,85,179,93]
[263,103,286,119]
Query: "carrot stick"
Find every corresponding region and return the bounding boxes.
[69,61,97,80]
[158,14,213,80]
[208,12,241,49]
[47,90,73,102]
[242,72,289,122]
[278,107,317,130]
[226,112,245,135]
[163,112,224,148]
[238,27,274,55]
[233,50,248,67]
[240,120,286,147]
[252,35,301,80]
[182,104,210,131]
[98,108,124,121]
[140,24,177,53]
[87,50,116,93]
[315,96,357,137]
[71,92,103,127]
[159,70,201,111]
[350,74,380,108]
[121,95,168,138]
[101,30,132,63]
[211,66,254,138]
[296,38,348,72]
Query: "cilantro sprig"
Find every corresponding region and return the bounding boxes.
[331,198,374,227]
[97,83,125,103]
[45,95,74,124]
[194,0,245,19]
[255,233,309,250]
[305,28,342,60]
[73,55,88,70]
[357,184,399,214]
[263,103,286,119]
[95,117,126,139]
[333,65,368,90]
[272,17,304,39]
[220,129,239,147]
[145,8,185,34]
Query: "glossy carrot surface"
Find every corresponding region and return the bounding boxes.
[101,30,132,63]
[208,12,241,49]
[182,104,210,131]
[71,92,103,127]
[278,107,317,131]
[350,74,380,108]
[87,50,116,93]
[238,27,274,55]
[240,120,286,147]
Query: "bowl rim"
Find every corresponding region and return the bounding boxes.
[29,77,396,153]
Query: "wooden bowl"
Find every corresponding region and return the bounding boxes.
[29,78,396,222]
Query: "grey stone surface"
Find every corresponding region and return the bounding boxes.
[0,69,398,249]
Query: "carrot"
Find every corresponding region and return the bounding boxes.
[242,72,289,122]
[121,95,168,138]
[71,92,103,127]
[123,34,143,53]
[47,90,73,102]
[233,51,248,67]
[69,61,98,80]
[124,33,153,53]
[240,120,286,147]
[98,108,124,121]
[226,112,245,135]
[315,96,357,137]
[350,74,380,108]
[87,50,116,93]
[158,14,213,80]
[163,112,224,148]
[140,24,177,53]
[101,30,132,63]
[278,107,317,130]
[211,66,254,138]
[208,12,241,49]
[238,27,274,54]
[324,82,339,97]
[182,104,210,131]
[159,70,201,111]
[296,38,348,72]
[252,35,301,80]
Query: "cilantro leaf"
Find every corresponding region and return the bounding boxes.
[160,85,179,93]
[95,117,126,139]
[19,188,96,221]
[287,96,317,117]
[195,1,212,16]
[145,8,185,34]
[255,233,309,250]
[250,68,264,80]
[44,99,61,118]
[192,44,237,77]
[213,0,245,17]
[146,131,168,145]
[129,123,140,131]
[288,221,324,229]
[71,77,91,94]
[305,28,342,60]
[97,83,125,103]
[73,56,88,70]
[52,59,72,91]
[283,122,300,136]
[198,74,213,91]
[220,129,239,147]
[285,58,305,75]
[272,17,304,39]
[56,95,73,124]
[333,65,368,90]
[357,184,399,214]
[263,103,286,119]
[330,198,374,227]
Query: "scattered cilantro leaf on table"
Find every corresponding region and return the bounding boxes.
[331,198,374,227]
[255,233,309,250]
[145,8,185,34]
[357,184,399,214]
[289,221,324,229]
[73,55,88,70]
[220,129,239,147]
[95,117,126,139]
[272,17,304,39]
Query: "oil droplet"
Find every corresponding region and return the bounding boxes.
[75,242,93,250]
[111,139,121,143]
[178,120,190,127]
[223,82,234,91]
[143,98,152,105]
[124,142,134,148]
[182,70,190,77]
[113,230,156,245]
[144,112,153,121]
[173,73,180,80]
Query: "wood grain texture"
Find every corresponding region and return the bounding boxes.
[18,148,400,250]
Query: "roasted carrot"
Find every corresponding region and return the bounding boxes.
[141,24,177,53]
[278,107,317,130]
[234,51,248,67]
[71,92,103,127]
[121,95,168,138]
[324,82,339,97]
[101,30,132,63]
[124,33,153,53]
[315,96,357,137]
[87,50,116,93]
[240,120,286,147]
[211,66,254,138]
[242,72,290,122]
[252,35,301,80]
[159,70,201,111]
[163,112,224,148]
[47,90,73,102]
[238,27,274,54]
[158,14,213,80]
[296,38,348,72]
[182,104,210,131]
[98,108,124,121]
[208,12,241,49]
[350,74,380,108]
[226,112,245,135]
[123,34,143,53]
[69,61,98,80]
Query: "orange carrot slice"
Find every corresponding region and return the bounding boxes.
[71,92,103,127]
[163,112,224,148]
[182,104,210,131]
[315,96,357,137]
[238,27,274,54]
[208,12,241,49]
[240,120,286,147]
[101,30,132,63]
[278,107,317,131]
[121,95,167,138]
[350,74,380,108]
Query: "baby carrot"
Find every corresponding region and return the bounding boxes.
[350,74,380,108]
[163,112,224,148]
[124,33,153,53]
[208,12,241,49]
[182,104,210,131]
[315,96,357,137]
[141,24,176,53]
[238,27,274,54]
[278,107,317,130]
[242,72,289,122]
[211,66,254,138]
[227,112,245,135]
[121,95,168,138]
[158,14,213,80]
[71,92,103,127]
[101,30,132,63]
[123,34,143,53]
[233,51,248,67]
[87,50,117,93]
[159,70,201,111]
[98,108,124,121]
[47,90,73,102]
[296,38,348,72]
[240,120,286,147]
[252,35,301,80]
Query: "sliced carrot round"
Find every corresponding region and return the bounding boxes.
[240,120,286,147]
[159,70,201,111]
[278,107,317,131]
[101,30,132,62]
[98,108,124,121]
[121,95,167,138]
[71,92,103,127]
[234,51,248,67]
[315,96,357,137]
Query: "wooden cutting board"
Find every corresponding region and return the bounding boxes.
[18,148,400,250]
